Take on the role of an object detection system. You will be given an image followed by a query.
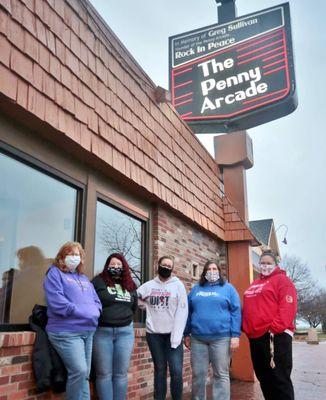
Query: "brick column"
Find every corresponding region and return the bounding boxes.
[214,131,255,381]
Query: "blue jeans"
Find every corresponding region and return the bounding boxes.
[47,331,94,400]
[191,337,231,400]
[92,323,134,400]
[146,333,183,400]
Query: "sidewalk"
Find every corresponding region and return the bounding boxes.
[231,341,326,400]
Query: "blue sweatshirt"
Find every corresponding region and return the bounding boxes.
[44,265,102,333]
[184,281,241,340]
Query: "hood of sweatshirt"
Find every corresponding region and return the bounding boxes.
[153,275,180,285]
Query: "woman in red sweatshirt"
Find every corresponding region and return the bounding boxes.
[242,250,297,400]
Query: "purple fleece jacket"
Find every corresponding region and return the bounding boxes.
[44,265,102,333]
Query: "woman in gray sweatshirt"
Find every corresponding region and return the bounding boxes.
[137,255,188,400]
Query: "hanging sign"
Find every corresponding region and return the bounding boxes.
[169,3,297,133]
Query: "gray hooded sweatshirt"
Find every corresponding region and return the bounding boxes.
[137,275,188,348]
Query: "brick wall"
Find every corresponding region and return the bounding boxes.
[0,330,153,400]
[153,206,227,291]
[0,332,61,400]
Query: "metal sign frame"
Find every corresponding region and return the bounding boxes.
[169,3,297,133]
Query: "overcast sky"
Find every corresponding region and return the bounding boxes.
[90,0,326,287]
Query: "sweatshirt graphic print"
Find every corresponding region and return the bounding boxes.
[148,287,172,309]
[92,276,137,327]
[137,276,188,348]
[108,284,131,302]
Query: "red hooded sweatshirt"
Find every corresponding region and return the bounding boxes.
[242,267,297,339]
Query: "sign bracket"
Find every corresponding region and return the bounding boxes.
[216,0,237,24]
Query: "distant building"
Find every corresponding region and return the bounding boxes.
[249,219,280,275]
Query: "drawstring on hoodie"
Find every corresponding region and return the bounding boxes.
[269,332,275,369]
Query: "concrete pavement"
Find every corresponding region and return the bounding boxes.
[230,341,326,400]
[179,340,326,399]
[291,341,326,400]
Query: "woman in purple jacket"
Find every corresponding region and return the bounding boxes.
[44,241,102,400]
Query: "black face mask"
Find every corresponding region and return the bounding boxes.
[107,267,123,278]
[158,266,172,278]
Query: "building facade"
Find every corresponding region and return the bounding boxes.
[250,218,281,278]
[0,0,257,398]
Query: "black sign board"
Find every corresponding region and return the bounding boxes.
[169,3,297,133]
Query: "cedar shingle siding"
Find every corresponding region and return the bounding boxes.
[0,0,226,240]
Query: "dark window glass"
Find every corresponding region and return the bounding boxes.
[94,200,144,287]
[0,152,78,324]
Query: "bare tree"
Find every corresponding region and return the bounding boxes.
[281,255,315,299]
[281,255,326,328]
[298,288,326,328]
[99,217,142,285]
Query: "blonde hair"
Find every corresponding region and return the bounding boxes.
[54,241,85,274]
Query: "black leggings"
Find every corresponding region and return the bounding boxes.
[250,332,294,400]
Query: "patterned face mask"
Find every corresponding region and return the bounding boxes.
[205,271,220,283]
[258,263,276,276]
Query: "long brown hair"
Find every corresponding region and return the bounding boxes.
[99,253,137,292]
[199,260,225,286]
[54,241,85,274]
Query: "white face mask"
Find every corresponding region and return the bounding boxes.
[259,263,276,276]
[205,271,220,283]
[65,255,81,272]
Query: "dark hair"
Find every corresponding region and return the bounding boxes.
[99,253,137,292]
[199,260,225,286]
[158,255,174,267]
[260,250,279,265]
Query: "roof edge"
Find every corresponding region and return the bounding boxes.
[223,197,261,246]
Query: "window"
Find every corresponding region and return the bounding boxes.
[0,151,79,325]
[192,263,199,278]
[94,200,146,287]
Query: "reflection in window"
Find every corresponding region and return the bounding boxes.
[0,152,78,324]
[94,201,144,286]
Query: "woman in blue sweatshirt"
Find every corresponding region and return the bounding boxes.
[184,260,241,400]
[44,241,102,400]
